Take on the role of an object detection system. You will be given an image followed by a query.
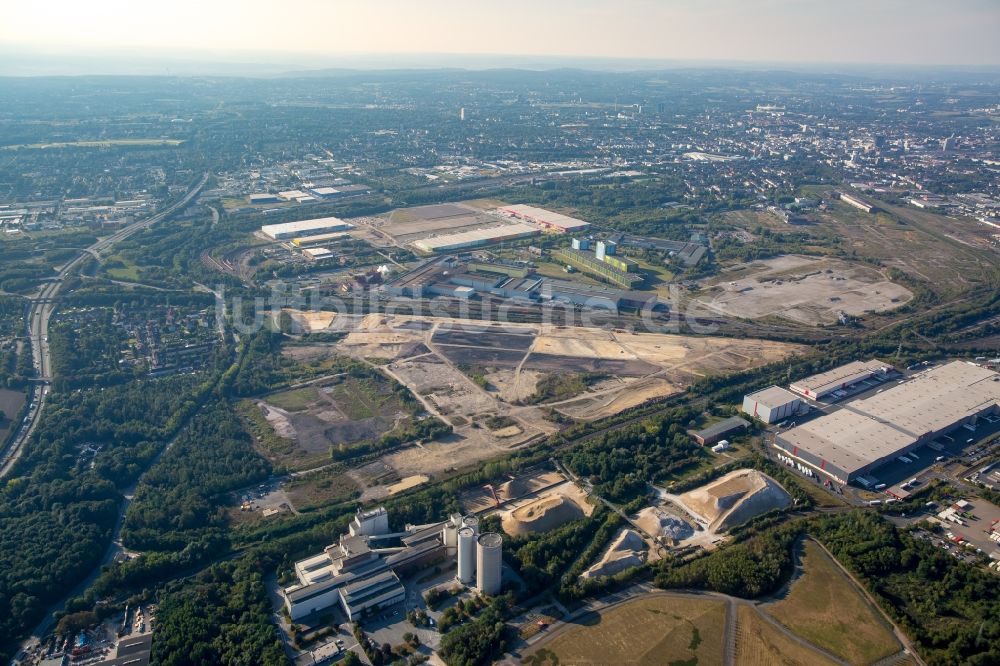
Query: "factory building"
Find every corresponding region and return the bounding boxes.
[277,190,316,203]
[339,569,406,622]
[412,223,541,253]
[837,192,878,214]
[552,248,642,289]
[789,359,894,401]
[690,416,750,445]
[350,506,390,537]
[476,533,503,596]
[261,216,354,241]
[381,255,657,312]
[283,533,399,621]
[742,386,802,424]
[247,193,281,204]
[498,204,590,233]
[775,361,1000,484]
[284,506,454,622]
[302,247,333,261]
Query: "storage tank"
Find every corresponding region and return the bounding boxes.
[462,514,479,535]
[442,522,458,548]
[476,532,503,596]
[457,527,476,583]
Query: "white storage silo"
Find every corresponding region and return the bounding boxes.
[457,527,476,583]
[476,532,503,596]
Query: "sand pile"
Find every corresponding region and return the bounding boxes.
[635,507,694,543]
[582,529,646,578]
[678,469,791,533]
[502,493,584,536]
[497,477,532,500]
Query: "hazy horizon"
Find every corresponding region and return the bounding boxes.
[2,0,999,77]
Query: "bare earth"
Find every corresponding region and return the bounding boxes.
[693,255,913,326]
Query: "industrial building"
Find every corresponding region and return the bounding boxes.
[261,216,354,241]
[553,247,643,289]
[608,233,707,267]
[247,193,281,204]
[689,416,750,445]
[789,359,894,401]
[412,223,540,253]
[283,506,454,622]
[774,361,1000,484]
[742,386,802,424]
[498,204,590,232]
[382,256,658,312]
[277,189,316,203]
[837,191,878,214]
[302,247,333,261]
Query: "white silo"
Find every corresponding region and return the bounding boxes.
[476,532,503,596]
[457,527,476,583]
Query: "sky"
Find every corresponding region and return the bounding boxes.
[2,0,999,71]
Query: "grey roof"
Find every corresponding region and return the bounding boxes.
[693,416,750,440]
[745,386,801,408]
[778,361,1000,475]
[789,359,892,397]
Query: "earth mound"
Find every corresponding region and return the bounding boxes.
[678,468,791,533]
[502,493,584,536]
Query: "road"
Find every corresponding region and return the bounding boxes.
[0,174,208,479]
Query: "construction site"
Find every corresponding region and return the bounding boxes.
[279,312,803,479]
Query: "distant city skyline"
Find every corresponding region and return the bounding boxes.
[2,0,999,74]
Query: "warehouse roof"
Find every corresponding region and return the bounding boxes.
[500,204,590,230]
[692,416,750,441]
[413,223,540,251]
[778,361,1000,476]
[790,359,893,398]
[744,385,800,407]
[261,216,353,238]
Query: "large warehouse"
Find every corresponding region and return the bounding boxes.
[412,223,540,253]
[775,361,1000,484]
[498,204,590,232]
[742,386,802,424]
[789,359,894,401]
[260,216,354,241]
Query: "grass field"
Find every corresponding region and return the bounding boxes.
[3,139,184,150]
[265,386,320,412]
[766,539,900,665]
[734,605,840,666]
[718,196,998,302]
[329,381,376,420]
[284,465,360,510]
[103,255,141,282]
[524,595,725,666]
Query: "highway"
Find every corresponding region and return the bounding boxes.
[0,173,209,478]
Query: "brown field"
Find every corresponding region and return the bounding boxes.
[765,540,901,665]
[734,604,840,666]
[693,255,913,326]
[276,313,803,480]
[524,595,726,666]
